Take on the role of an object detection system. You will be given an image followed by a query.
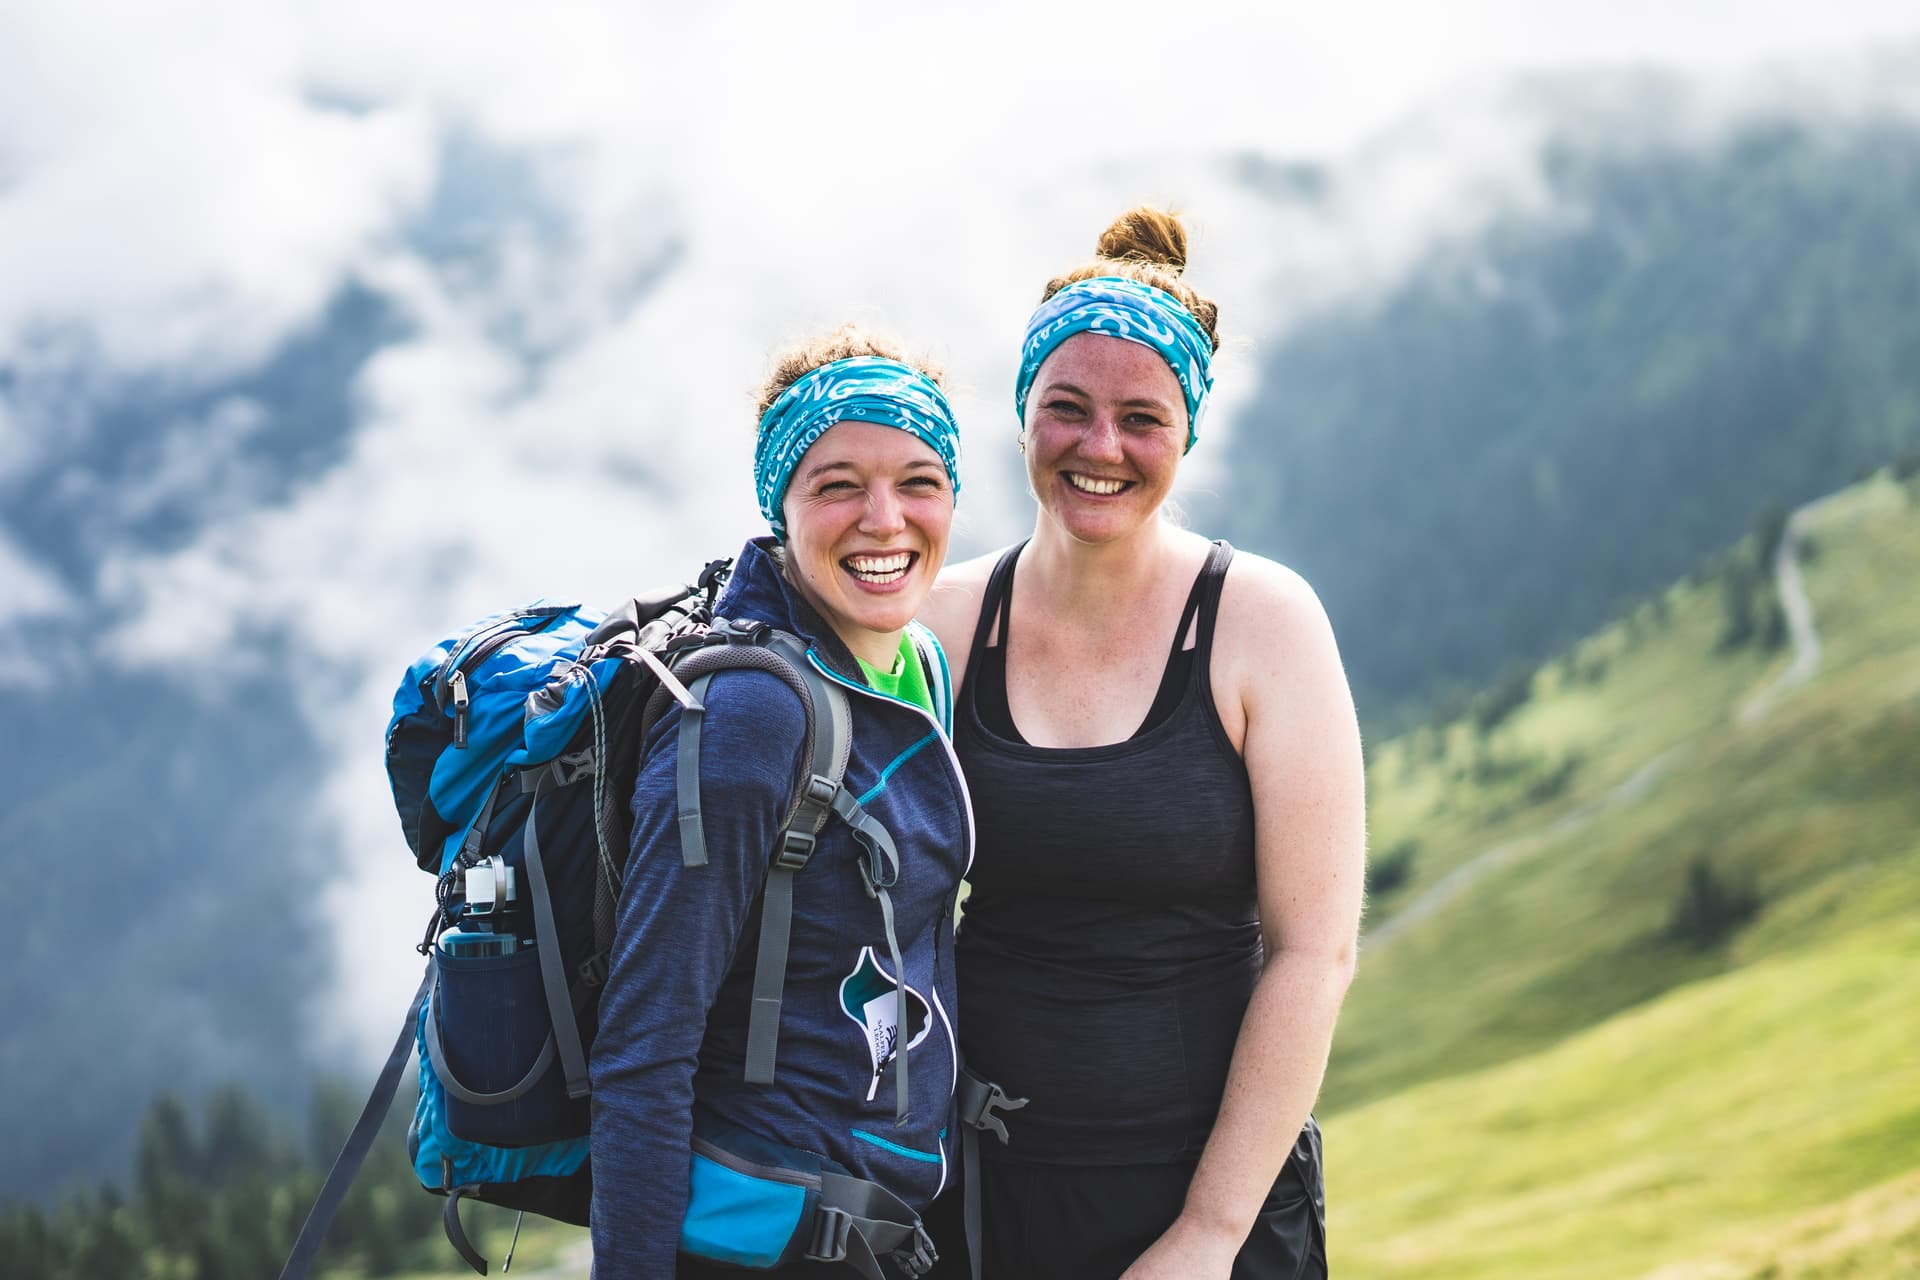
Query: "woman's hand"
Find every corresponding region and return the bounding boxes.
[1117,1213,1242,1280]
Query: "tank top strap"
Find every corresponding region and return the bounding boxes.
[966,541,1029,666]
[1163,557,1210,664]
[1191,540,1235,668]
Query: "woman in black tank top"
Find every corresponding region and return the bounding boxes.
[919,209,1366,1280]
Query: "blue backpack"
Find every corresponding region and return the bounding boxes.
[279,562,945,1280]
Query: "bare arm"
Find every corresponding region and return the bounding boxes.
[1121,557,1367,1279]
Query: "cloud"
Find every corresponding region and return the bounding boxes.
[0,2,434,378]
[0,526,70,630]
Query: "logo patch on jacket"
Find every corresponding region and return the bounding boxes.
[839,946,931,1100]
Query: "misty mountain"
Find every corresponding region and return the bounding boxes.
[1213,119,1920,720]
[0,289,399,1198]
[0,124,663,1199]
[3,285,403,586]
[1,674,326,1197]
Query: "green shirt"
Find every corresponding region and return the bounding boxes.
[856,632,934,716]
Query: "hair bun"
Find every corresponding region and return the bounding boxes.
[1094,206,1188,274]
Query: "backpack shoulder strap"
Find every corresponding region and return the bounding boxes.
[658,627,853,1088]
[743,631,850,1086]
[663,636,822,868]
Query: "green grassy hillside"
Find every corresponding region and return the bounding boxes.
[1326,472,1920,1276]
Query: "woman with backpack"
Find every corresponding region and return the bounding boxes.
[591,327,972,1278]
[918,209,1366,1279]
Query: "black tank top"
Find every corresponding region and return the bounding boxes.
[953,540,1261,1165]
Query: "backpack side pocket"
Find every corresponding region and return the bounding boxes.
[428,943,590,1148]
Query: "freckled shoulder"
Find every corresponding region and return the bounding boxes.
[1213,549,1347,715]
[920,548,1006,693]
[1218,548,1322,626]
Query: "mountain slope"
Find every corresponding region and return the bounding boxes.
[1325,472,1920,1276]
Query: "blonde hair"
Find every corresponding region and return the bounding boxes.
[755,323,947,421]
[1040,206,1220,352]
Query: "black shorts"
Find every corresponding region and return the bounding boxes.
[922,1120,1326,1280]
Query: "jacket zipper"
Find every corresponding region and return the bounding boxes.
[689,1137,824,1191]
[805,647,975,1192]
[804,651,976,878]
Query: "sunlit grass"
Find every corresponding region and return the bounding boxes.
[1638,1167,1920,1279]
[1328,922,1920,1279]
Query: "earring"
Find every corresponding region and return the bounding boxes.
[1017,431,1027,455]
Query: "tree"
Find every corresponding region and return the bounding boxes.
[1667,856,1761,947]
[1752,502,1791,572]
[136,1092,199,1200]
[0,1204,64,1279]
[66,1190,142,1280]
[1367,839,1420,897]
[1718,561,1759,652]
[200,1084,287,1186]
[1473,664,1536,735]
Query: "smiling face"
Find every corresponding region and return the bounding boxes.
[780,420,956,668]
[1023,331,1188,546]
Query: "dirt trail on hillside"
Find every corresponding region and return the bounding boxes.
[1366,494,1831,950]
[1739,497,1838,725]
[1363,745,1688,947]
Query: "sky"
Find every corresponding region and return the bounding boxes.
[4,0,1920,1063]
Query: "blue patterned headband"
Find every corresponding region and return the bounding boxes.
[1014,276,1215,452]
[754,356,962,538]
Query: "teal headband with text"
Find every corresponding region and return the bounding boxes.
[755,356,961,538]
[1015,276,1214,452]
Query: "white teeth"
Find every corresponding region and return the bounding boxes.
[846,552,912,583]
[1068,474,1127,495]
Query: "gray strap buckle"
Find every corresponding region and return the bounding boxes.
[957,1071,1029,1145]
[712,617,773,646]
[773,828,817,871]
[855,849,889,898]
[800,773,838,810]
[893,1224,939,1278]
[808,1206,854,1263]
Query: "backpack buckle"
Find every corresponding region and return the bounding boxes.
[696,558,731,605]
[774,829,817,871]
[807,1206,853,1263]
[706,616,772,647]
[535,749,596,790]
[853,830,896,898]
[893,1224,939,1278]
[957,1069,1030,1145]
[803,774,839,809]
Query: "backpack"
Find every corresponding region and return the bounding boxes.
[279,560,941,1280]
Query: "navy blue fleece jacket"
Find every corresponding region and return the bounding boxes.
[589,538,972,1277]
